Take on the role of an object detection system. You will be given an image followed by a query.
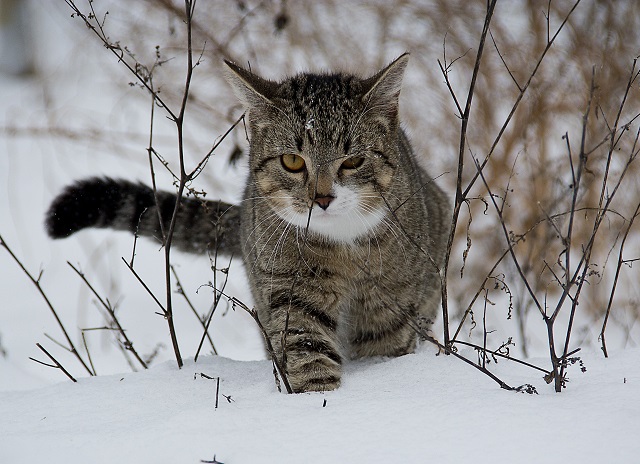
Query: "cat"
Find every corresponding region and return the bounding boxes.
[46,53,450,393]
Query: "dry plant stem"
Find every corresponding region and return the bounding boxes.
[463,0,581,198]
[474,56,638,390]
[482,289,488,369]
[68,262,148,369]
[246,307,293,394]
[550,77,596,391]
[452,203,629,347]
[157,0,202,370]
[596,59,639,213]
[380,301,520,391]
[84,326,139,371]
[439,0,497,348]
[65,1,178,121]
[221,294,293,394]
[30,343,78,383]
[66,0,198,369]
[122,257,167,315]
[415,321,516,391]
[444,3,585,348]
[155,0,234,61]
[474,159,543,312]
[447,2,582,348]
[171,266,218,358]
[44,332,74,352]
[0,235,93,376]
[67,0,246,370]
[81,331,97,375]
[474,159,564,387]
[436,1,581,390]
[600,196,640,357]
[194,254,232,361]
[562,72,595,297]
[489,29,521,91]
[450,204,576,343]
[215,376,220,409]
[190,113,246,181]
[451,247,512,342]
[551,64,639,388]
[146,79,167,246]
[453,340,549,375]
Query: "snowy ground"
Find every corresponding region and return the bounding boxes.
[1,346,639,463]
[1,2,639,463]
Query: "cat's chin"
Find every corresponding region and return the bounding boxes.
[284,207,387,244]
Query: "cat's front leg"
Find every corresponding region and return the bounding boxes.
[264,289,343,393]
[347,288,419,360]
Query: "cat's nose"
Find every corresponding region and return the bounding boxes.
[314,195,334,210]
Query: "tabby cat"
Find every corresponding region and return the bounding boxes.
[46,53,450,392]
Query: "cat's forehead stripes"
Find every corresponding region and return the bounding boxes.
[288,73,357,110]
[279,73,360,149]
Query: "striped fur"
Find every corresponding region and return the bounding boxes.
[46,54,450,392]
[46,178,241,256]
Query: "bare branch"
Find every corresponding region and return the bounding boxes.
[30,343,78,383]
[0,235,93,376]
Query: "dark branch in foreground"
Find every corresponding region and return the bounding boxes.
[68,261,148,370]
[0,234,93,376]
[29,343,77,383]
[219,292,293,394]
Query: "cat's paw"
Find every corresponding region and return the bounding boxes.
[286,358,342,393]
[291,374,341,393]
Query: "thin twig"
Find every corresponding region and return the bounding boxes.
[0,235,93,376]
[440,0,498,348]
[463,0,582,199]
[121,257,167,315]
[215,376,220,409]
[219,293,293,394]
[600,200,640,356]
[81,331,97,376]
[68,262,148,369]
[30,343,77,383]
[66,0,178,121]
[474,158,544,313]
[453,340,550,375]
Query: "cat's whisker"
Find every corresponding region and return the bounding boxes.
[351,209,385,279]
[254,212,292,261]
[267,208,297,266]
[265,212,298,290]
[356,203,408,261]
[245,211,289,265]
[243,210,282,245]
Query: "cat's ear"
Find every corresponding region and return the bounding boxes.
[361,53,409,117]
[224,60,278,110]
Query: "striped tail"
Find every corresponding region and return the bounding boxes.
[46,178,241,256]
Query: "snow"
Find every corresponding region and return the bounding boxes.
[1,347,639,463]
[1,2,639,463]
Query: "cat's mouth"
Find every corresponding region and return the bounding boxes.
[282,204,387,243]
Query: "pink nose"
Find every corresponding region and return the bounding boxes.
[314,195,334,210]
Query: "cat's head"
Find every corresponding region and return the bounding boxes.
[225,54,409,243]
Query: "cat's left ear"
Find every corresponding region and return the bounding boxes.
[361,53,409,118]
[224,60,278,111]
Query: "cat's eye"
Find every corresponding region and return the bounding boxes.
[340,156,365,170]
[281,154,306,173]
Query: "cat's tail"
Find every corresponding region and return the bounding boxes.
[46,177,241,256]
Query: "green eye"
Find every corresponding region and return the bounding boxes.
[281,154,306,172]
[340,156,365,170]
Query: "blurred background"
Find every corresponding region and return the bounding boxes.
[1,0,639,390]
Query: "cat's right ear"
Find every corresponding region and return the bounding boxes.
[224,60,278,111]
